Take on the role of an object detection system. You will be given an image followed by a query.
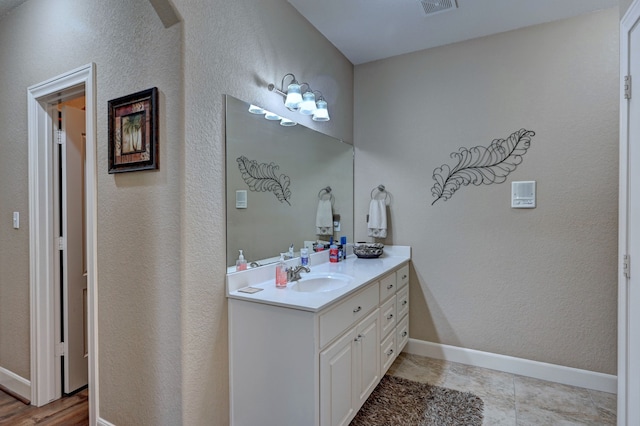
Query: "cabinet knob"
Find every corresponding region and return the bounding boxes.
[387,284,394,290]
[354,334,363,342]
[402,274,407,280]
[401,331,408,337]
[353,306,362,313]
[386,349,394,356]
[387,313,394,320]
[402,300,408,306]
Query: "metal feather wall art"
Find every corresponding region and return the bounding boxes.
[237,156,292,205]
[431,128,535,205]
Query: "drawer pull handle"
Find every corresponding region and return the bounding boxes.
[387,284,394,290]
[402,274,407,280]
[401,331,408,337]
[402,300,408,306]
[354,334,363,342]
[353,306,362,313]
[387,313,394,320]
[386,349,394,356]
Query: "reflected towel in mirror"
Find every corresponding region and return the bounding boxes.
[367,199,387,238]
[316,199,333,235]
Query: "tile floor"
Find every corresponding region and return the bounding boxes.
[387,353,617,425]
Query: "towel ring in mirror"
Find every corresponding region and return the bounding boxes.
[318,186,335,205]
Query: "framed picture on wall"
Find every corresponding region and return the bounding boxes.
[108,87,158,173]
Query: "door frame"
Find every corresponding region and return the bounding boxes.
[620,3,640,425]
[27,63,98,425]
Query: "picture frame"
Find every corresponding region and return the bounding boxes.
[108,87,158,173]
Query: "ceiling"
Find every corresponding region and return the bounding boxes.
[0,0,618,64]
[287,0,619,64]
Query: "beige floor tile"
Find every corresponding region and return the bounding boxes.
[387,352,448,386]
[386,353,616,426]
[588,389,616,425]
[514,375,602,425]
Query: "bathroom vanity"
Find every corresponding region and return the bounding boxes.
[226,246,410,426]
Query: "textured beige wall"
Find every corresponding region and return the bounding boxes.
[0,0,353,424]
[0,0,183,424]
[354,8,619,374]
[172,1,353,424]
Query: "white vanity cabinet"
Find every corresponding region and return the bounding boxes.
[379,264,410,376]
[320,307,380,426]
[228,258,410,426]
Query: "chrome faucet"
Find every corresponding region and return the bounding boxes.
[287,265,310,282]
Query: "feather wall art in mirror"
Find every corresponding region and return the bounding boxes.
[431,128,535,205]
[237,156,292,205]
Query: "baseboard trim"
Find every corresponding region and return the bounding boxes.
[0,366,31,402]
[405,339,617,394]
[97,417,117,426]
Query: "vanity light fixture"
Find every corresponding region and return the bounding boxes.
[248,104,265,114]
[248,104,297,127]
[279,117,297,127]
[263,110,281,121]
[268,73,331,122]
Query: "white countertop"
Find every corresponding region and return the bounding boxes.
[226,245,411,312]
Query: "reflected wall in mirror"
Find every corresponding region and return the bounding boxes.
[225,95,354,269]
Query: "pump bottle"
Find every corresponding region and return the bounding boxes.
[236,250,247,271]
[275,253,288,288]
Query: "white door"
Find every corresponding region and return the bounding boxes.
[61,105,88,394]
[621,3,640,424]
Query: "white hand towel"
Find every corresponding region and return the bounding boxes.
[367,199,387,238]
[316,199,333,235]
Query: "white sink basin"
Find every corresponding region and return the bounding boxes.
[291,273,353,293]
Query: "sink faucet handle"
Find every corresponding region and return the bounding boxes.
[287,265,310,282]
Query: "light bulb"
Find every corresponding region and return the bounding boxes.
[248,104,265,114]
[299,91,316,115]
[284,83,302,110]
[264,110,281,120]
[280,118,297,127]
[312,99,330,122]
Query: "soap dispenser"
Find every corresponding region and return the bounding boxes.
[236,250,247,271]
[275,253,288,288]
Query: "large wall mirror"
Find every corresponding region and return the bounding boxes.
[225,95,354,270]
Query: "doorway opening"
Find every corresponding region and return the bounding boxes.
[28,64,98,425]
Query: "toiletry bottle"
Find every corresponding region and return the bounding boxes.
[288,244,295,259]
[329,244,339,263]
[300,247,309,266]
[340,236,347,260]
[236,250,247,271]
[275,253,288,288]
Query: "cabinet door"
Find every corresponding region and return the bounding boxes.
[353,308,380,409]
[321,328,356,426]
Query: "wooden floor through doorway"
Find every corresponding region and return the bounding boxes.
[0,388,88,425]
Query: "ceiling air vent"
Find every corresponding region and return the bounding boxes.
[418,0,457,17]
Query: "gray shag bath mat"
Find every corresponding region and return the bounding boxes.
[350,375,484,426]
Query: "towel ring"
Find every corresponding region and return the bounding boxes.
[318,186,335,204]
[370,184,390,204]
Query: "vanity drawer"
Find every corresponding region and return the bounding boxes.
[379,295,397,339]
[379,272,397,302]
[397,264,409,290]
[397,315,409,353]
[320,282,379,348]
[380,330,397,373]
[396,285,409,320]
